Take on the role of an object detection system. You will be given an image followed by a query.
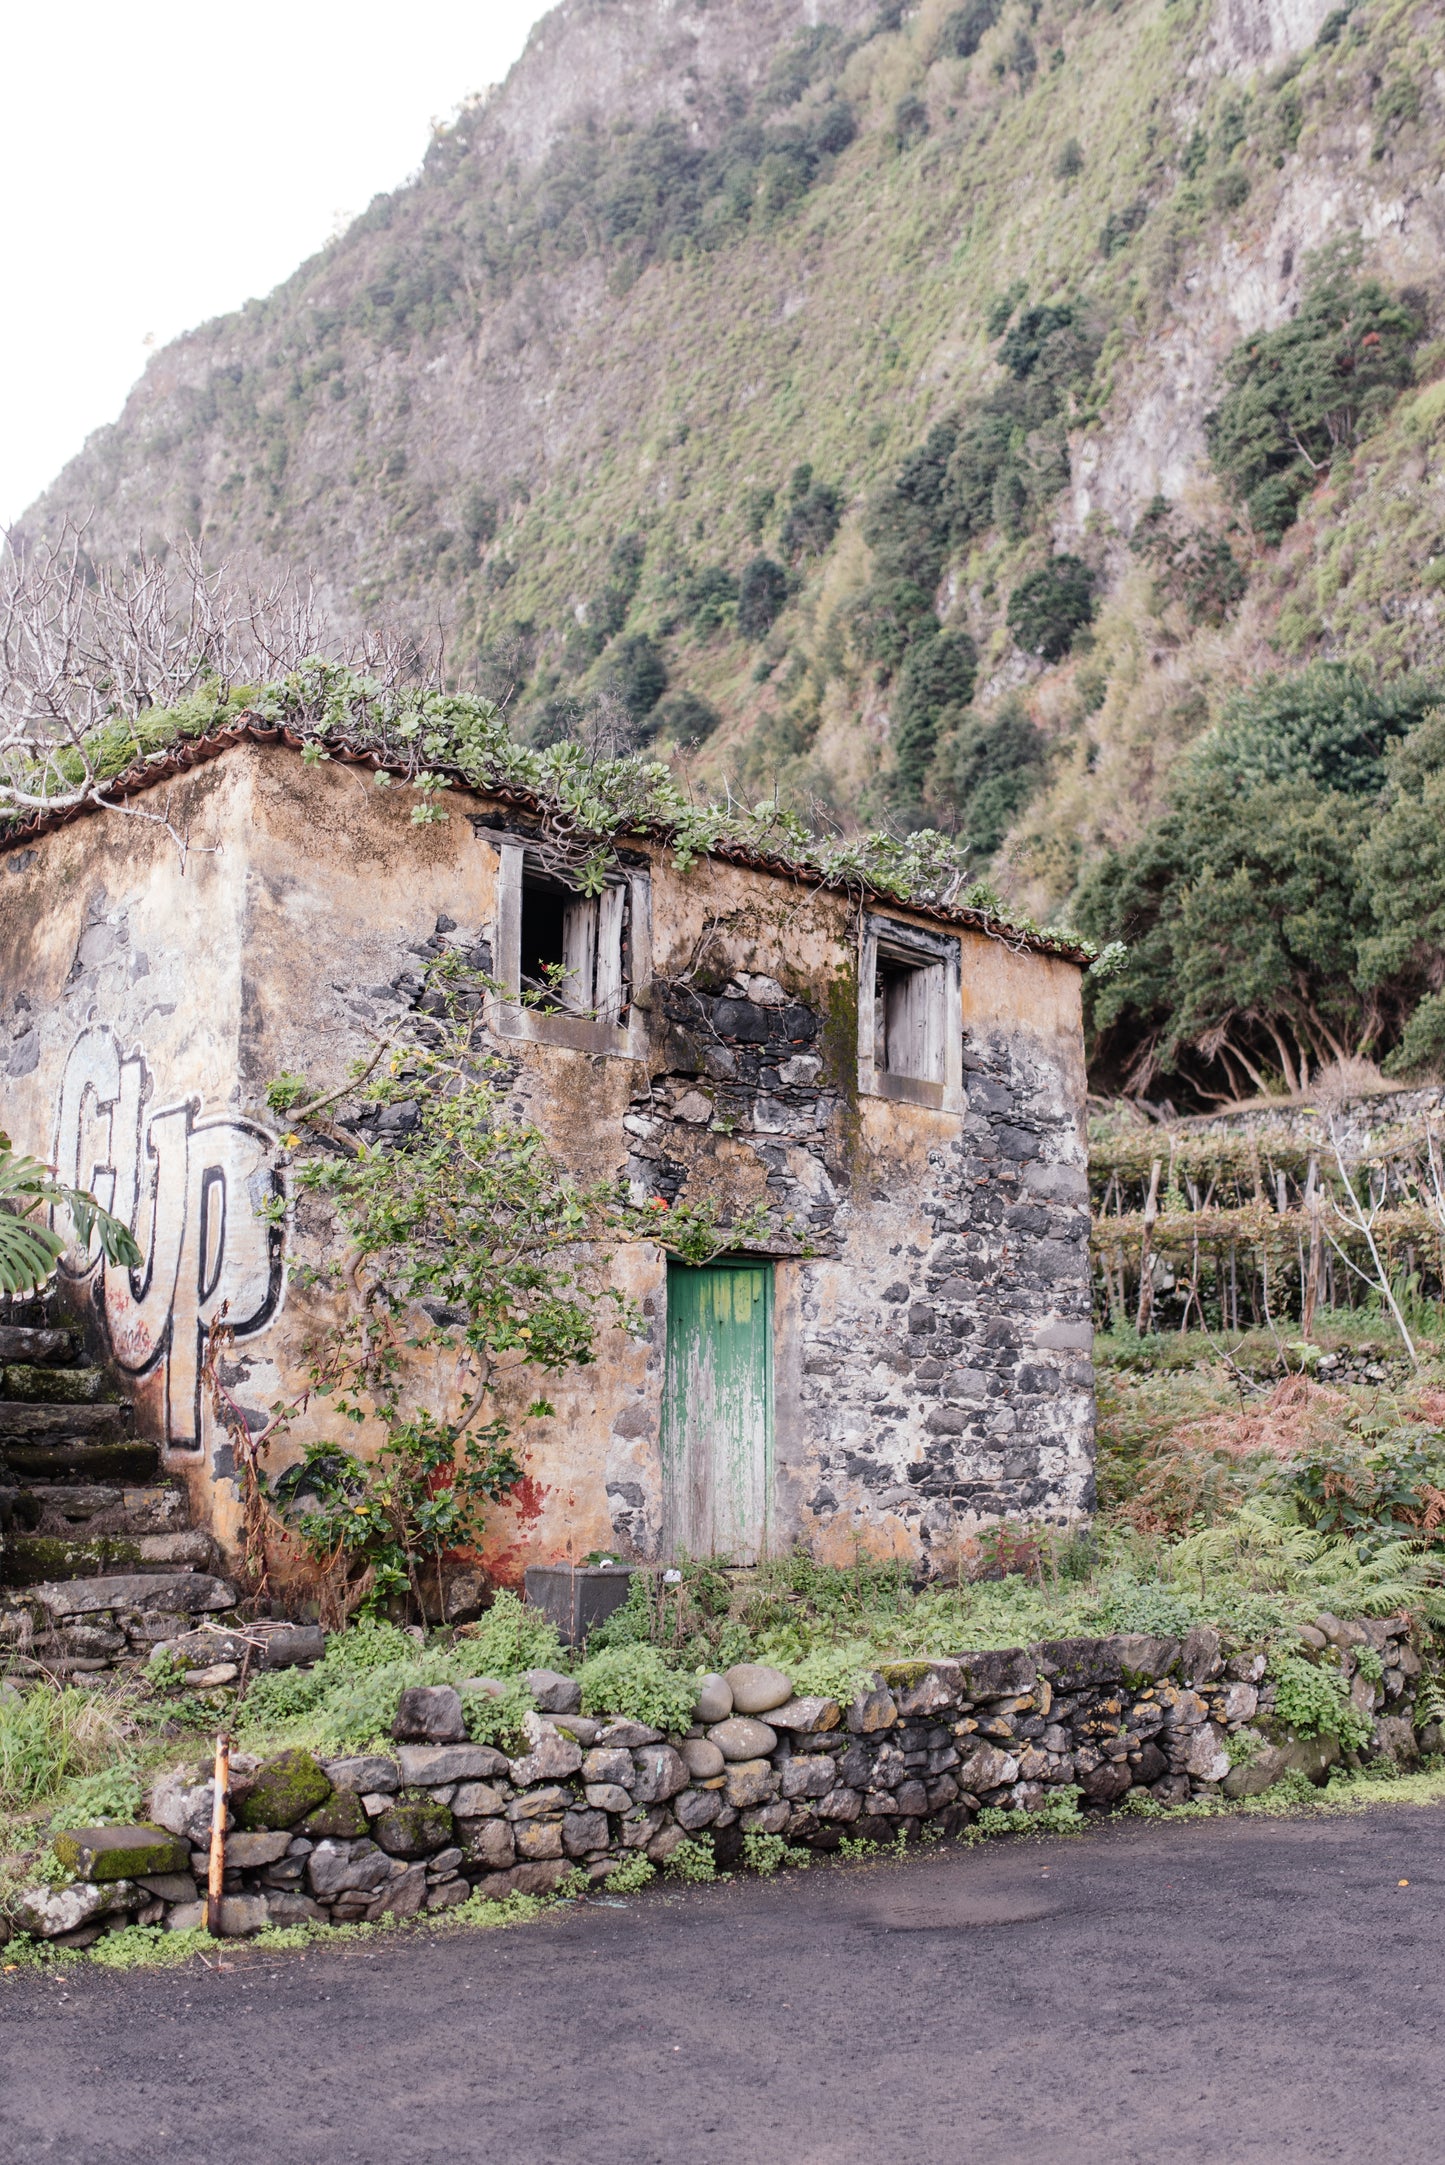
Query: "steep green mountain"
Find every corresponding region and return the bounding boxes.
[26,0,1445,953]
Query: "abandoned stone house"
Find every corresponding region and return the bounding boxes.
[0,727,1095,1586]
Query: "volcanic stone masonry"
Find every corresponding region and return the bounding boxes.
[3,1620,1425,1944]
[0,735,1093,1579]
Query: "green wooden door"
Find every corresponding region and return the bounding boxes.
[661,1260,773,1563]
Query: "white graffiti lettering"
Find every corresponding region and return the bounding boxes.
[52,1026,282,1450]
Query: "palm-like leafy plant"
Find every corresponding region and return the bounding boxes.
[0,1134,143,1296]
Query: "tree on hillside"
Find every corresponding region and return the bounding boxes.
[1206,260,1424,542]
[1195,662,1444,798]
[1078,771,1370,1098]
[1355,708,1445,1074]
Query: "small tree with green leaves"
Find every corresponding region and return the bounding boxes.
[1206,259,1423,542]
[260,962,634,1620]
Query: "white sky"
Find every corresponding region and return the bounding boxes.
[2,1,553,528]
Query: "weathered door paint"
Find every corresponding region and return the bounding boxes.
[661,1260,773,1562]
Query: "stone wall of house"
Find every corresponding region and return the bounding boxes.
[5,1617,1423,1945]
[0,742,1091,1580]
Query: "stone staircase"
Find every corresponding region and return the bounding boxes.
[0,1292,241,1678]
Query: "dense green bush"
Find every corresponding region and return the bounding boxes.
[1206,262,1424,541]
[939,0,998,60]
[779,465,843,559]
[890,629,979,804]
[576,1644,699,1732]
[1076,666,1445,1095]
[1270,1651,1373,1753]
[738,554,789,638]
[1006,555,1096,660]
[933,696,1047,856]
[602,633,668,721]
[1195,663,1443,798]
[860,305,1099,674]
[1130,496,1247,627]
[1099,201,1148,258]
[645,689,723,744]
[677,565,738,635]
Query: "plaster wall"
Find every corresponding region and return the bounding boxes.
[0,742,1092,1580]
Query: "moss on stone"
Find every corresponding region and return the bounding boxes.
[0,1363,108,1404]
[3,1534,143,1587]
[303,1790,370,1840]
[233,1748,333,1830]
[878,1660,932,1689]
[373,1796,456,1859]
[52,1824,189,1882]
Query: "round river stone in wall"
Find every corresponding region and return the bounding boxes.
[725,1664,793,1715]
[692,1674,733,1723]
[707,1716,779,1761]
[680,1738,726,1780]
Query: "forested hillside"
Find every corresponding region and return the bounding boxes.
[24,0,1445,1098]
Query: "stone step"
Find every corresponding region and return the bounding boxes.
[0,1327,81,1366]
[15,1481,190,1532]
[11,1571,238,1620]
[0,1364,109,1405]
[0,1400,130,1439]
[2,1528,214,1587]
[2,1440,161,1484]
[0,1298,55,1330]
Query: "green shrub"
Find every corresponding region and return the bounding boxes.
[645,690,722,745]
[891,629,978,802]
[576,1644,699,1732]
[47,1767,143,1831]
[462,1591,564,1679]
[939,0,998,60]
[237,1617,542,1754]
[741,1831,810,1874]
[1270,1651,1373,1753]
[1099,202,1147,258]
[932,696,1046,855]
[738,555,788,638]
[1129,496,1246,627]
[461,1678,535,1752]
[1006,556,1096,660]
[1206,262,1423,541]
[601,633,667,722]
[665,1835,717,1882]
[676,566,737,635]
[603,1852,656,1894]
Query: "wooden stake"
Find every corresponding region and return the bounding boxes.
[1302,1155,1323,1340]
[206,1733,230,1938]
[1135,1158,1162,1335]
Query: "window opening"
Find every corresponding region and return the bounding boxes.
[518,868,626,1018]
[874,949,945,1082]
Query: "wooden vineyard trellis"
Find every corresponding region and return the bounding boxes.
[1087,1107,1445,1336]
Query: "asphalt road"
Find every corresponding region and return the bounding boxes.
[4,1804,1443,2165]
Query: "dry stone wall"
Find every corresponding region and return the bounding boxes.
[5,1618,1427,1945]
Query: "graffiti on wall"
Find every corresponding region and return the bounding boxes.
[52,1025,282,1451]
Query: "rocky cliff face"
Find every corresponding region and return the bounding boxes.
[25,0,1445,912]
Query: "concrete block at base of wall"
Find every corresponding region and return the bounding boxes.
[524,1567,638,1648]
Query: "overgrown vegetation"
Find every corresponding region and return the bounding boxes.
[1078,665,1445,1098]
[248,964,629,1622]
[1205,257,1426,543]
[23,0,1445,902]
[0,1137,141,1296]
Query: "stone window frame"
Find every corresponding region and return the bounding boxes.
[491,834,652,1058]
[856,912,964,1113]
